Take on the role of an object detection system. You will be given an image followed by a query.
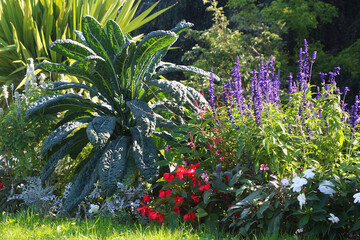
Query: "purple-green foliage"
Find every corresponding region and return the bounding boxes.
[216,40,360,177]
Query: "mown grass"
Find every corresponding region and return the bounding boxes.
[0,211,300,240]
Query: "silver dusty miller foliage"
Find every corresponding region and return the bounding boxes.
[7,176,149,219]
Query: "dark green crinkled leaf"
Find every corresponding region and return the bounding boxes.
[74,30,88,46]
[63,148,104,212]
[170,20,194,34]
[86,116,117,148]
[41,119,89,155]
[126,100,155,137]
[99,136,129,196]
[81,15,114,63]
[26,93,87,117]
[120,152,138,187]
[41,133,86,183]
[151,99,186,117]
[50,82,99,96]
[49,39,95,61]
[130,127,159,183]
[154,63,220,83]
[134,30,177,69]
[36,62,89,79]
[55,111,93,128]
[106,19,126,54]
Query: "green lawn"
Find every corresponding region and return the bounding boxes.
[0,211,301,240]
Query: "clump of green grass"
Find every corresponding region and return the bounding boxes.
[0,211,303,240]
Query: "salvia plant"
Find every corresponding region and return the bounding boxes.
[26,15,218,212]
[211,39,360,177]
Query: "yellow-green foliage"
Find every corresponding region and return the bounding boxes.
[0,0,173,85]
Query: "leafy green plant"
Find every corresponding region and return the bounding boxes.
[0,0,173,87]
[182,0,282,95]
[219,164,360,239]
[26,15,216,212]
[0,59,57,212]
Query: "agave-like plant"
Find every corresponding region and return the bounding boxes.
[0,0,173,87]
[26,15,219,212]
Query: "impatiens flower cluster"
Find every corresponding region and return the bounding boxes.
[137,162,212,223]
[183,210,196,221]
[137,202,165,223]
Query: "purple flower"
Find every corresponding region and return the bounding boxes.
[311,51,317,63]
[208,68,215,112]
[251,70,262,127]
[231,57,245,114]
[223,82,236,125]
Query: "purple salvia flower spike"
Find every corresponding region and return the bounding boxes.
[208,68,215,112]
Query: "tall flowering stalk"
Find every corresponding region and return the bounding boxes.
[208,68,216,113]
[231,57,245,114]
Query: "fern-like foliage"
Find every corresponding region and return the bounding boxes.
[26,15,217,212]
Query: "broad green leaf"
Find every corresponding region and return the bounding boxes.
[81,15,114,63]
[41,119,89,155]
[49,39,96,61]
[63,148,104,212]
[126,100,156,137]
[99,135,129,196]
[106,19,125,54]
[86,116,117,149]
[130,126,160,183]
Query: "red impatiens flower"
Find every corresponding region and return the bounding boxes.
[0,180,4,190]
[185,163,200,177]
[163,172,174,183]
[159,189,172,198]
[143,194,151,202]
[183,210,196,221]
[148,210,165,223]
[136,202,151,216]
[175,165,186,181]
[191,194,199,203]
[173,206,181,213]
[191,177,201,188]
[199,182,210,191]
[174,195,183,205]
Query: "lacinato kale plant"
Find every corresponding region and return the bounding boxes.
[26,15,218,212]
